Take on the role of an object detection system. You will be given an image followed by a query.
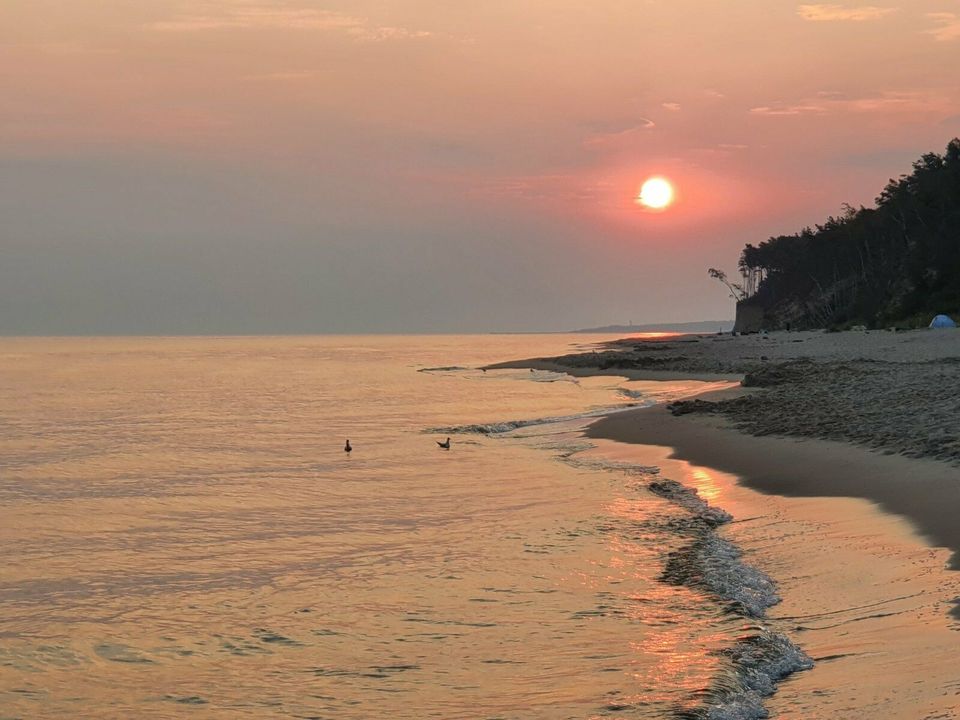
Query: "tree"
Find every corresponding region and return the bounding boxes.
[726,138,960,328]
[708,268,746,300]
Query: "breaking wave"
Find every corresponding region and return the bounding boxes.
[645,472,813,719]
[684,629,814,720]
[553,450,812,719]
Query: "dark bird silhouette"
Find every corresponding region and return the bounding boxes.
[344,439,352,453]
[437,437,451,449]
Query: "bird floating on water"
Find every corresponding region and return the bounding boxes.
[437,437,451,449]
[344,439,352,453]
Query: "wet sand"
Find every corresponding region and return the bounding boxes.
[588,403,960,575]
[580,437,960,719]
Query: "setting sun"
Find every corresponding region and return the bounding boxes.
[637,177,675,210]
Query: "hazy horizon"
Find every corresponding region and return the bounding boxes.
[3,1,958,334]
[0,318,735,338]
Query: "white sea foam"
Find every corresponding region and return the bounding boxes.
[697,631,814,720]
[691,536,779,617]
[558,451,810,719]
[648,479,733,527]
[643,475,811,719]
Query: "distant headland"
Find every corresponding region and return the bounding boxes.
[571,320,733,334]
[712,138,960,333]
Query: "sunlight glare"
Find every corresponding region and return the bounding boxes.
[637,177,675,210]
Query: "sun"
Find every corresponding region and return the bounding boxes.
[637,177,675,210]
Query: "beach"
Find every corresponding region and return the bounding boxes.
[492,328,960,717]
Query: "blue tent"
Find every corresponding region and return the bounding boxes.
[929,314,957,328]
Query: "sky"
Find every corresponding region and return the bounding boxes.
[2,1,959,334]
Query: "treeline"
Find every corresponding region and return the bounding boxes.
[737,138,960,328]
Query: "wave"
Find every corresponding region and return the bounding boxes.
[681,630,814,720]
[643,474,812,719]
[662,534,778,618]
[648,479,733,528]
[550,450,811,719]
[444,385,810,718]
[429,402,652,436]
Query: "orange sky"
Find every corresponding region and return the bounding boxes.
[2,1,959,332]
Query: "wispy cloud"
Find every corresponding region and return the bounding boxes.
[925,12,960,41]
[834,90,935,111]
[750,104,827,116]
[661,102,682,111]
[797,4,897,21]
[751,90,951,117]
[151,6,431,41]
[582,118,656,148]
[477,174,600,204]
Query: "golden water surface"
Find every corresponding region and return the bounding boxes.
[1,335,741,719]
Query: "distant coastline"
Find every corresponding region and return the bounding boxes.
[570,320,733,334]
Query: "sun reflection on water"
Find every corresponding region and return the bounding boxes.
[687,467,723,504]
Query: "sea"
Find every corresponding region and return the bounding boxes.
[0,335,813,719]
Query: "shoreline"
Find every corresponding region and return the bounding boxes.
[577,431,960,718]
[488,328,960,571]
[587,397,960,578]
[582,385,960,717]
[490,329,960,716]
[488,328,960,464]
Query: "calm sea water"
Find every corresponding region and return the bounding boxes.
[0,335,799,719]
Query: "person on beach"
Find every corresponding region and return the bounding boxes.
[344,439,352,453]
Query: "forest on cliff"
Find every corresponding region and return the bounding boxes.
[731,139,960,329]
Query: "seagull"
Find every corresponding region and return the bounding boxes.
[437,437,451,449]
[344,439,352,453]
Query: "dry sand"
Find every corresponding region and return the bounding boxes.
[491,328,960,463]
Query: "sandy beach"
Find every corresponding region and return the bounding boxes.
[491,328,960,463]
[491,328,960,717]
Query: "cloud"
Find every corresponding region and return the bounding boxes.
[749,104,827,116]
[925,12,960,41]
[833,91,928,111]
[797,4,897,21]
[582,118,656,147]
[661,102,682,111]
[477,174,599,204]
[151,6,431,41]
[750,90,952,117]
